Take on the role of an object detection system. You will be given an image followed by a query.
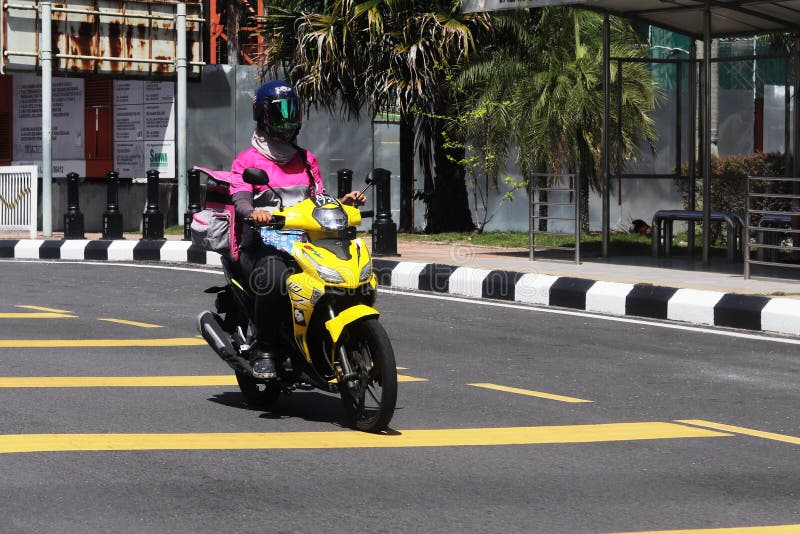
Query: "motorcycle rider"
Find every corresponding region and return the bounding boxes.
[230,80,365,379]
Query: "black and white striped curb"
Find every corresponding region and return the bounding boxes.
[2,239,799,337]
[370,260,800,338]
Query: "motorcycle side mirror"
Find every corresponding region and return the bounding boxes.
[243,168,269,186]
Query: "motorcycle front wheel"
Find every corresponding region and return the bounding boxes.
[338,318,398,433]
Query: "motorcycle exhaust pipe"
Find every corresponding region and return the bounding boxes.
[197,311,238,364]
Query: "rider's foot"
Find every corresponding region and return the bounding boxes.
[251,348,277,380]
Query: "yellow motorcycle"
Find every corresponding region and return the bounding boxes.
[197,168,397,433]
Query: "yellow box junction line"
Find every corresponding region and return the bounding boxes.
[15,305,73,313]
[0,376,239,388]
[98,318,163,328]
[0,422,730,454]
[0,338,207,348]
[677,420,800,446]
[470,383,592,403]
[612,524,800,533]
[0,373,425,387]
[0,313,77,319]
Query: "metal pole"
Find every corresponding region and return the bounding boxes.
[688,42,697,258]
[337,168,353,199]
[617,59,623,208]
[602,14,611,258]
[177,2,188,221]
[744,175,751,279]
[184,168,201,240]
[40,0,53,236]
[575,171,581,264]
[794,34,800,177]
[703,4,712,265]
[785,57,791,173]
[371,168,398,257]
[103,170,123,240]
[676,61,683,195]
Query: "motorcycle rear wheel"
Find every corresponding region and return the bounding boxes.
[235,371,281,409]
[338,318,397,433]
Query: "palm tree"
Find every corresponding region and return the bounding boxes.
[457,8,659,231]
[257,0,491,232]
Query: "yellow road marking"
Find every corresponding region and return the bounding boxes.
[398,374,426,382]
[0,376,238,388]
[612,524,800,533]
[0,338,206,348]
[0,313,77,319]
[16,305,72,313]
[677,420,800,445]
[469,383,592,403]
[98,318,163,329]
[0,374,423,387]
[0,422,729,454]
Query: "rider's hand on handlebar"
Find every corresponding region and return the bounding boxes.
[250,209,273,225]
[340,190,366,207]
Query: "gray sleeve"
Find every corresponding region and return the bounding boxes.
[232,192,254,219]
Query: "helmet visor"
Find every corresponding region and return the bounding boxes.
[267,97,300,130]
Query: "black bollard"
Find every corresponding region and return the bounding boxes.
[337,168,353,199]
[142,169,165,240]
[63,172,85,239]
[184,168,202,240]
[102,170,124,240]
[371,168,398,256]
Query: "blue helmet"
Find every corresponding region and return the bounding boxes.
[252,80,302,143]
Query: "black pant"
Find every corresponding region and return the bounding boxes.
[238,244,290,348]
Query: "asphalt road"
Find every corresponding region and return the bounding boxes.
[0,260,798,533]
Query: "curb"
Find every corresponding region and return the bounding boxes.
[2,239,799,338]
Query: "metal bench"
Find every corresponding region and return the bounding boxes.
[651,210,742,262]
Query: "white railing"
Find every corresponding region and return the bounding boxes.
[0,166,38,239]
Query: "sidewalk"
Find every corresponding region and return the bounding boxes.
[2,231,799,336]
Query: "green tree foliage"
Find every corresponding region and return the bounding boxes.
[257,4,658,233]
[456,8,659,230]
[256,0,490,232]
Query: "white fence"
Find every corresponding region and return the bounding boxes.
[0,165,38,239]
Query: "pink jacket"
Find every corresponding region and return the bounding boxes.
[229,147,326,248]
[230,147,325,205]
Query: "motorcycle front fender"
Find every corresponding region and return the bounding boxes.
[325,304,380,343]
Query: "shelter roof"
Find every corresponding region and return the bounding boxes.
[461,0,800,39]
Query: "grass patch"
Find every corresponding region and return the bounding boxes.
[396,230,733,257]
[165,224,184,236]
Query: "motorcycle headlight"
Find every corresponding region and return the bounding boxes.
[359,262,373,282]
[303,251,344,283]
[312,205,348,231]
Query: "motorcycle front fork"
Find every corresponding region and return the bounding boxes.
[328,305,357,384]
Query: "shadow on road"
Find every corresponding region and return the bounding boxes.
[207,390,350,428]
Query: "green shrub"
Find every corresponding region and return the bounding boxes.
[676,152,793,243]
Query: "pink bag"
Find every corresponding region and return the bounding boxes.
[191,167,241,261]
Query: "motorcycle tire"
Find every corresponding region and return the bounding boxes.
[338,318,397,433]
[235,371,281,409]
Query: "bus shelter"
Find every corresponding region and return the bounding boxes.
[463,0,800,270]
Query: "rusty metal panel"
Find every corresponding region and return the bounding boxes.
[96,0,125,74]
[2,0,203,78]
[2,1,39,72]
[149,2,174,76]
[65,0,99,73]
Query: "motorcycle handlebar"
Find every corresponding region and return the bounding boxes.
[243,215,285,229]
